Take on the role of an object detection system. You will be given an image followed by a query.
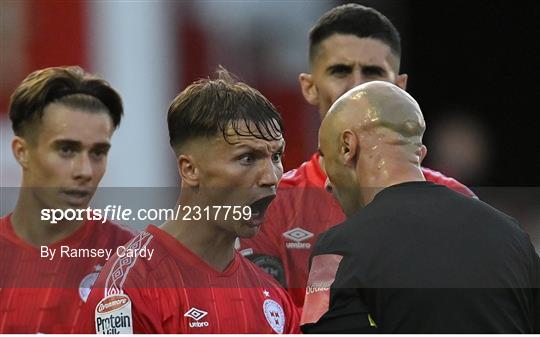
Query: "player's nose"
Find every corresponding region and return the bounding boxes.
[259,158,280,188]
[351,69,365,88]
[73,153,93,183]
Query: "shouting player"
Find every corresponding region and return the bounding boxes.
[78,70,300,333]
[0,66,135,333]
[303,81,540,333]
[240,3,476,309]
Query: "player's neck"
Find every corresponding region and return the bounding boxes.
[11,191,84,247]
[161,219,235,272]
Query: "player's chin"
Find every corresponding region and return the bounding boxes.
[236,220,262,238]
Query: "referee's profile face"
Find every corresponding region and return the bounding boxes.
[12,102,114,209]
[318,126,359,217]
[299,34,407,121]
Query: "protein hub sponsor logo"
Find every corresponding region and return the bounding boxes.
[95,294,133,334]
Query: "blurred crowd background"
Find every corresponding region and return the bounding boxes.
[1,0,538,249]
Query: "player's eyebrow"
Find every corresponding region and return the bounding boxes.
[361,64,387,75]
[51,139,83,150]
[234,140,284,153]
[91,142,111,152]
[326,63,353,75]
[52,139,111,151]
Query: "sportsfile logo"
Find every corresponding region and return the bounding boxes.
[184,307,209,328]
[283,227,313,249]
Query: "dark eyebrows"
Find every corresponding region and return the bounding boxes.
[51,139,82,150]
[233,140,284,154]
[362,65,386,74]
[51,139,111,151]
[326,63,388,76]
[92,142,111,152]
[326,63,353,75]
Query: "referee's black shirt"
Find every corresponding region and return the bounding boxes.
[302,181,540,333]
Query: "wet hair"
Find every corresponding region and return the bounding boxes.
[167,67,284,155]
[9,66,123,138]
[309,3,401,64]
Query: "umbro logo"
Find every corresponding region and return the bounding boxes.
[184,307,208,321]
[283,227,313,242]
[283,227,313,249]
[184,307,209,327]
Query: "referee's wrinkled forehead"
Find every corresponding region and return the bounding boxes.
[167,68,284,156]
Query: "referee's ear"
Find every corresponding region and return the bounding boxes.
[177,154,199,187]
[341,130,358,167]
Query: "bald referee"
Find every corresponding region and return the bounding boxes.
[301,81,540,333]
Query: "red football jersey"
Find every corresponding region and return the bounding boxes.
[240,153,476,308]
[77,225,301,334]
[0,214,135,333]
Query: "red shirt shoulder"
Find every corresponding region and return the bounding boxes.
[0,214,136,334]
[280,153,326,188]
[421,167,477,198]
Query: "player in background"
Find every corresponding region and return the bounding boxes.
[239,3,477,309]
[302,81,539,333]
[0,66,135,333]
[77,69,300,334]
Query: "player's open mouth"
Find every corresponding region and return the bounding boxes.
[248,194,275,225]
[62,189,91,200]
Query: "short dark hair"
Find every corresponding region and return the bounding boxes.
[167,68,283,155]
[309,3,401,64]
[9,66,123,138]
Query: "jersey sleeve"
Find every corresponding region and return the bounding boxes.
[301,235,376,333]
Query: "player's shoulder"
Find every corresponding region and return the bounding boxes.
[421,166,476,198]
[280,167,305,187]
[99,230,159,289]
[280,153,325,188]
[97,220,138,238]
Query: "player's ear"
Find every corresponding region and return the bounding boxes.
[341,130,358,167]
[396,73,408,90]
[299,73,319,106]
[12,136,30,169]
[178,154,199,187]
[419,144,428,164]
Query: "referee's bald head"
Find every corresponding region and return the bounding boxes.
[322,81,425,145]
[319,81,427,212]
